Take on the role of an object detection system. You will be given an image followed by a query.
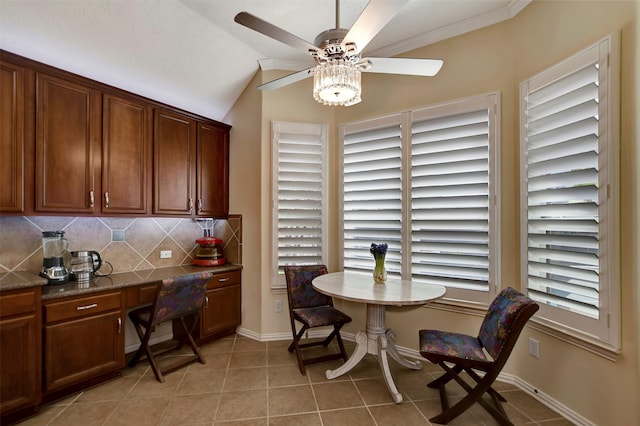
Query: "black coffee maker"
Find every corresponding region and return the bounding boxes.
[40,231,69,284]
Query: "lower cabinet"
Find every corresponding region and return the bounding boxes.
[175,270,241,344]
[42,291,124,399]
[201,272,241,340]
[0,287,41,422]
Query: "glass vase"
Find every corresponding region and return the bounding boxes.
[373,257,387,284]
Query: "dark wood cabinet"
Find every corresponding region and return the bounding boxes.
[200,270,241,341]
[0,60,25,213]
[0,50,231,218]
[102,94,152,214]
[35,73,101,213]
[43,291,123,397]
[154,111,230,218]
[172,269,241,344]
[153,109,197,215]
[197,122,229,217]
[0,287,41,422]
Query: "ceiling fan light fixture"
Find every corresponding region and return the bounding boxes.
[313,59,361,106]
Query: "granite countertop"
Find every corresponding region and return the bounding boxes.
[0,264,242,300]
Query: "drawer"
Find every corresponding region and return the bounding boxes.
[44,291,121,323]
[208,270,241,290]
[0,287,38,318]
[138,284,158,304]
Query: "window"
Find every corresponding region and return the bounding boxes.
[340,94,499,304]
[520,34,620,349]
[272,122,328,289]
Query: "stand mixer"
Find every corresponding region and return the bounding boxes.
[40,231,69,284]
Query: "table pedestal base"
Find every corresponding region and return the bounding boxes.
[325,303,422,403]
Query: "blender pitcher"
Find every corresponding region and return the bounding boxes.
[40,231,69,284]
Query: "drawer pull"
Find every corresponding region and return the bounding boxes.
[117,317,122,334]
[76,303,98,311]
[218,278,229,283]
[204,296,209,309]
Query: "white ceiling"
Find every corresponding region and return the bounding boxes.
[0,0,530,123]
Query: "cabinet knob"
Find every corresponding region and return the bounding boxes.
[117,317,122,334]
[204,296,209,309]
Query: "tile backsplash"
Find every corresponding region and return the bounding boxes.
[0,215,242,274]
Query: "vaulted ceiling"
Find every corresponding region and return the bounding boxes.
[0,0,530,122]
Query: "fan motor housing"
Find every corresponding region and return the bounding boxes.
[313,28,359,62]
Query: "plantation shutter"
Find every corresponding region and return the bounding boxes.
[341,116,403,276]
[522,46,603,318]
[410,106,492,294]
[272,122,328,289]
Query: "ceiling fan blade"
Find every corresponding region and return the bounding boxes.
[361,57,444,77]
[258,67,315,91]
[342,0,410,54]
[235,12,320,54]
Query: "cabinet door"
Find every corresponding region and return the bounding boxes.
[201,284,241,338]
[153,109,196,215]
[36,73,101,213]
[197,122,229,217]
[102,94,151,214]
[44,311,124,393]
[0,61,25,213]
[0,314,39,415]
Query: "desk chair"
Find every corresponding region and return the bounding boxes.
[284,265,352,375]
[419,287,539,425]
[128,272,210,382]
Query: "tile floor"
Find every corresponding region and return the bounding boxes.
[17,334,573,425]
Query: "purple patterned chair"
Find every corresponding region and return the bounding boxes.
[284,265,352,375]
[128,272,210,382]
[419,287,539,425]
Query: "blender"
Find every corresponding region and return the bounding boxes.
[192,218,226,266]
[40,231,69,284]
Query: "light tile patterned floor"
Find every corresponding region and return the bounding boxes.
[17,334,573,425]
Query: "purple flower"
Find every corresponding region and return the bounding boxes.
[370,243,388,260]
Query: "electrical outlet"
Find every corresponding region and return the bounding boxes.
[160,250,172,259]
[528,337,540,359]
[274,299,283,313]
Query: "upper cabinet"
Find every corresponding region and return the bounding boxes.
[0,60,25,213]
[35,73,101,213]
[153,109,197,216]
[0,50,230,218]
[197,122,229,217]
[102,94,152,214]
[154,110,230,217]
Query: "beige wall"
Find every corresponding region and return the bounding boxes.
[225,1,638,423]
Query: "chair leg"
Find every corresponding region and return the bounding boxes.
[335,327,349,362]
[429,363,513,426]
[127,319,150,368]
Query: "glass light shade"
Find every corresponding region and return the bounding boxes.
[313,59,361,106]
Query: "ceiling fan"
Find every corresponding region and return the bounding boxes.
[234,0,443,106]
